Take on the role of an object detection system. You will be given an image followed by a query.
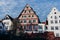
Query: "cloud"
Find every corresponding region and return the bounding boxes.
[0,0,60,22]
[0,2,5,6]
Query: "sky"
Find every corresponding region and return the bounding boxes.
[0,0,60,22]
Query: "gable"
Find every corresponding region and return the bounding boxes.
[18,4,39,19]
[47,7,60,19]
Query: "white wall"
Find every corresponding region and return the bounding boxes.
[2,19,13,31]
[47,7,60,37]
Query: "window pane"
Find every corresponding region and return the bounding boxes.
[55,16,57,19]
[24,16,26,17]
[33,20,36,22]
[55,20,58,23]
[33,25,38,31]
[55,26,58,30]
[24,20,26,23]
[51,26,54,30]
[29,25,32,31]
[51,16,52,18]
[39,26,42,29]
[54,12,56,14]
[51,20,53,24]
[56,33,59,37]
[29,20,32,23]
[28,15,30,17]
[24,26,26,30]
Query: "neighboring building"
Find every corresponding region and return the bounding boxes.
[38,23,45,33]
[47,7,60,37]
[17,4,40,33]
[2,14,14,31]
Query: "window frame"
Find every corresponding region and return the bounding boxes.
[55,26,58,30]
[51,26,54,30]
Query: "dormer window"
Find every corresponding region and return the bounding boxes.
[54,12,56,14]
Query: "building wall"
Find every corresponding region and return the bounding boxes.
[47,7,60,37]
[18,4,39,32]
[2,19,13,31]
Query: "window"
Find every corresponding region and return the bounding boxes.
[55,26,58,30]
[33,25,38,31]
[24,15,26,17]
[51,16,52,18]
[33,20,36,23]
[29,25,32,31]
[39,26,42,29]
[28,15,30,17]
[51,20,53,24]
[29,10,31,13]
[51,26,54,30]
[54,9,55,11]
[54,12,56,14]
[59,16,60,18]
[29,20,32,23]
[24,26,26,30]
[24,20,26,23]
[55,16,57,19]
[59,20,60,23]
[24,10,26,13]
[32,15,34,17]
[55,20,58,23]
[26,7,28,8]
[56,33,59,37]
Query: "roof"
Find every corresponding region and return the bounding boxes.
[17,4,40,23]
[2,14,13,21]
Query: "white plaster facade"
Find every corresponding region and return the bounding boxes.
[2,20,13,31]
[47,7,60,37]
[2,15,13,31]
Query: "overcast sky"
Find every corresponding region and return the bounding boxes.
[0,0,60,22]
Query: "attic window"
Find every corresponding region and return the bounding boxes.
[24,10,26,13]
[54,9,55,11]
[54,12,56,14]
[26,7,28,8]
